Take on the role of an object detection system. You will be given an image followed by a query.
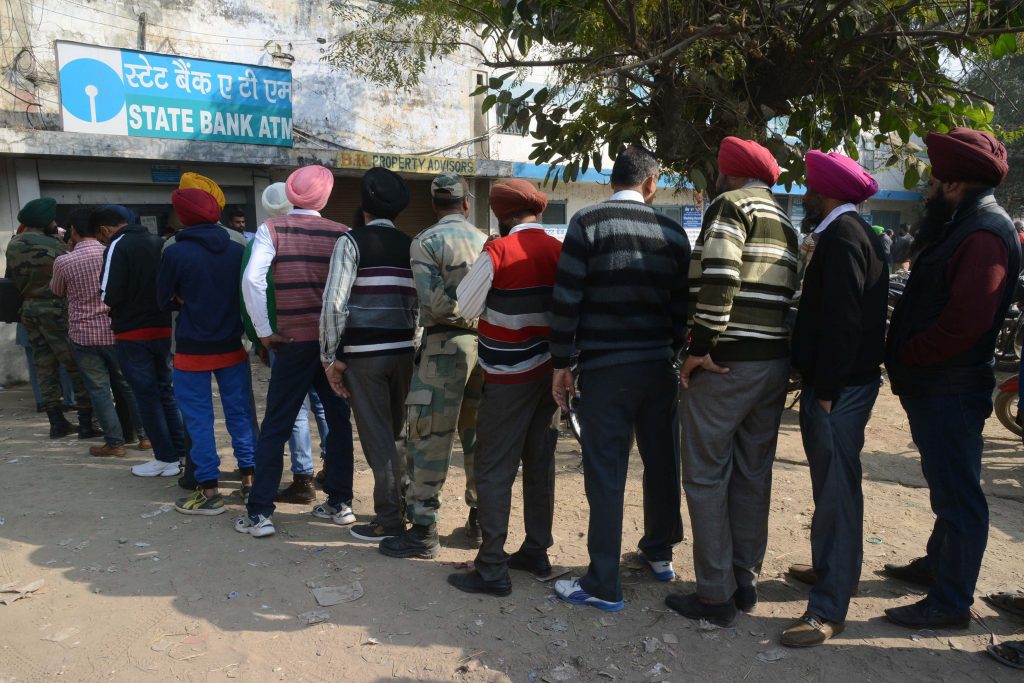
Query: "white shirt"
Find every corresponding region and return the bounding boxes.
[456,223,545,320]
[610,189,645,203]
[813,203,857,234]
[242,208,322,338]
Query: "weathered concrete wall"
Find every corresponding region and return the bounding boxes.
[1,0,481,157]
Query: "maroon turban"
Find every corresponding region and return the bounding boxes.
[926,127,1008,187]
[717,137,781,185]
[172,188,221,226]
[805,151,879,203]
[286,165,334,210]
[489,179,549,222]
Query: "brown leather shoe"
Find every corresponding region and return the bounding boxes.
[276,474,316,503]
[788,563,817,584]
[787,564,859,596]
[137,439,152,450]
[781,613,845,648]
[90,444,127,457]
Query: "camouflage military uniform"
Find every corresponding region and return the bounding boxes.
[4,230,90,411]
[405,204,487,526]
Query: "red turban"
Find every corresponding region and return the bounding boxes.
[717,137,780,185]
[926,127,1008,187]
[805,151,878,203]
[286,165,334,210]
[172,188,221,226]
[489,179,549,222]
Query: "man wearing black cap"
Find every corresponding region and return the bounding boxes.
[320,167,418,541]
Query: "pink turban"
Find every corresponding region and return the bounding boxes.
[286,165,334,210]
[805,151,878,203]
[718,137,780,185]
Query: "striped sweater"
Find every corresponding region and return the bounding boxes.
[687,185,799,361]
[549,198,692,370]
[266,214,347,342]
[478,228,563,383]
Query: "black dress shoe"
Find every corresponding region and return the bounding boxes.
[508,550,552,577]
[884,598,970,630]
[734,585,757,613]
[665,592,737,628]
[447,570,512,597]
[882,556,936,587]
[379,524,440,559]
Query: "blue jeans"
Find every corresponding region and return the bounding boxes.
[173,361,256,487]
[288,390,328,475]
[900,391,992,613]
[116,338,186,464]
[70,341,147,448]
[800,382,880,624]
[247,341,353,517]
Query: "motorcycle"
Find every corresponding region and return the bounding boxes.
[995,374,1022,437]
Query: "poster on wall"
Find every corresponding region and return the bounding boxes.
[56,41,292,147]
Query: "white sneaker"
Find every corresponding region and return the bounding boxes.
[234,514,275,537]
[311,501,356,526]
[554,578,625,612]
[638,551,676,581]
[131,459,181,478]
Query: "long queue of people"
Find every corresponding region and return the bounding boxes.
[2,126,1018,654]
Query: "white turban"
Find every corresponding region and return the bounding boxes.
[261,182,293,217]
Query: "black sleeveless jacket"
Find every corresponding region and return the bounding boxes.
[885,190,1021,396]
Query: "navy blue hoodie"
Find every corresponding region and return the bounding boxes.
[157,224,247,370]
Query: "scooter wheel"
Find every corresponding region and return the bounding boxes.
[994,391,1023,437]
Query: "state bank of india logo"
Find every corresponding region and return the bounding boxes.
[59,57,130,135]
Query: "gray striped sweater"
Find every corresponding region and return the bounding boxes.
[550,199,692,370]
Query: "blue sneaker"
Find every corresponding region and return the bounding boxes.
[554,578,624,612]
[638,551,675,581]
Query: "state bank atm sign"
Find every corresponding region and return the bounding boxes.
[56,41,292,147]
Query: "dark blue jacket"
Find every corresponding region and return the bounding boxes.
[157,224,245,356]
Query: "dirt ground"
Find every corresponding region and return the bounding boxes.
[1,366,1023,683]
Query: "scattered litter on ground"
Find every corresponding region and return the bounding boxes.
[135,542,151,548]
[456,657,483,673]
[362,637,382,646]
[297,610,330,625]
[866,537,883,545]
[0,579,45,605]
[544,662,578,681]
[755,647,786,663]
[643,636,662,653]
[226,591,240,599]
[646,662,671,679]
[661,633,678,644]
[546,618,569,632]
[911,629,938,642]
[42,626,79,643]
[0,516,5,526]
[311,581,364,606]
[72,540,89,552]
[141,505,173,519]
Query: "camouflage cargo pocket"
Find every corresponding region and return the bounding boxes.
[405,388,433,439]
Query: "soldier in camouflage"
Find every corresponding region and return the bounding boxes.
[4,198,97,439]
[379,173,487,559]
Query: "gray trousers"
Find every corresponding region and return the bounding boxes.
[680,358,790,602]
[474,372,559,582]
[346,353,415,527]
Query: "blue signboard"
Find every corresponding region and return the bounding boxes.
[56,41,292,147]
[682,205,703,229]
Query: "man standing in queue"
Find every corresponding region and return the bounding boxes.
[447,179,562,595]
[379,173,486,559]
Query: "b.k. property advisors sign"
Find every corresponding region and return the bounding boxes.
[56,41,292,147]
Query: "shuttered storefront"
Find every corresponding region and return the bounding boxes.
[321,176,441,238]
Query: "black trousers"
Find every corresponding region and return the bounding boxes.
[577,359,683,602]
[473,372,559,582]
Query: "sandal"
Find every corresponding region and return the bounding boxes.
[988,641,1024,670]
[983,592,1024,618]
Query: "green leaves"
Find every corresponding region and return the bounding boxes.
[326,0,1024,188]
